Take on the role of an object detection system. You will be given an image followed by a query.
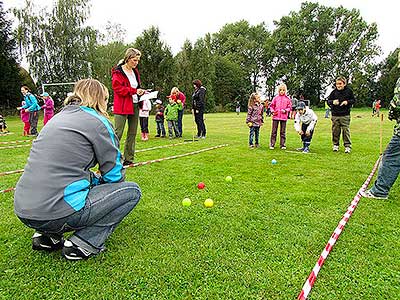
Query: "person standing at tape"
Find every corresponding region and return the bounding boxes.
[361,51,400,200]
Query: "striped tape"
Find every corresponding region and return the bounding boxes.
[0,144,228,193]
[0,140,197,177]
[0,139,33,145]
[0,144,32,150]
[297,156,381,300]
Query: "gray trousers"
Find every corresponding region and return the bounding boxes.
[114,103,139,162]
[331,115,351,147]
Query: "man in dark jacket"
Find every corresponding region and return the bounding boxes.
[327,76,355,153]
[192,79,207,138]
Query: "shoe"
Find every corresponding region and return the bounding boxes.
[302,147,310,153]
[123,160,133,166]
[249,145,254,148]
[255,144,260,148]
[281,146,286,150]
[269,146,274,150]
[296,147,304,151]
[360,190,388,200]
[345,147,351,153]
[201,136,206,139]
[161,135,166,138]
[333,145,339,152]
[32,232,63,251]
[155,134,160,137]
[62,240,94,260]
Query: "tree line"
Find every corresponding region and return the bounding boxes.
[1,0,400,113]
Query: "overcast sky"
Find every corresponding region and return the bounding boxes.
[5,0,399,59]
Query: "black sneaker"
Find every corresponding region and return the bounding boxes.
[32,232,63,251]
[123,160,133,166]
[62,240,94,260]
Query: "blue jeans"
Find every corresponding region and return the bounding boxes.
[249,126,260,145]
[19,182,141,254]
[177,109,184,137]
[370,134,400,197]
[156,121,166,136]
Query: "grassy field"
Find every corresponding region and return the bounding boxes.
[0,109,399,300]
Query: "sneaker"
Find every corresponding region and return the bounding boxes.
[123,160,133,166]
[32,232,63,251]
[155,134,160,137]
[281,146,287,150]
[333,145,339,152]
[302,147,310,153]
[249,145,254,148]
[344,147,351,153]
[269,146,274,150]
[255,144,260,148]
[62,240,94,260]
[360,190,388,200]
[296,147,304,151]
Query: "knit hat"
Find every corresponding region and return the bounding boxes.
[296,101,306,110]
[41,92,50,97]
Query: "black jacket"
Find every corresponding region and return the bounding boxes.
[327,86,355,116]
[192,86,206,113]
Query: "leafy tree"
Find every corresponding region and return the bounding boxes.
[272,2,380,105]
[174,40,196,107]
[13,0,97,89]
[212,20,270,92]
[133,26,174,100]
[376,48,400,106]
[0,1,23,110]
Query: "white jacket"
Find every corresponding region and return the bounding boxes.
[294,108,317,133]
[139,99,152,118]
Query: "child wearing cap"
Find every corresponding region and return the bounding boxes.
[294,101,318,153]
[41,92,55,125]
[154,99,166,137]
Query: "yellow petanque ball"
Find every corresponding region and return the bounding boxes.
[204,198,214,208]
[225,176,233,182]
[182,198,191,207]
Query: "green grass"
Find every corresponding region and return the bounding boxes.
[0,109,399,300]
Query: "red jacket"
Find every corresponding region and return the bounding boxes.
[111,65,141,115]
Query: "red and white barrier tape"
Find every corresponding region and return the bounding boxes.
[0,144,228,193]
[123,144,228,169]
[0,144,32,150]
[0,140,33,145]
[0,140,197,176]
[297,156,381,300]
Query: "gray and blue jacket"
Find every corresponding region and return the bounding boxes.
[14,104,125,220]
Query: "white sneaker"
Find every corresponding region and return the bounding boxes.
[269,146,274,150]
[281,146,286,150]
[344,147,351,153]
[333,145,339,152]
[360,190,388,200]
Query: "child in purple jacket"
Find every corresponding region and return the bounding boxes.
[246,93,264,148]
[269,83,292,149]
[41,92,55,125]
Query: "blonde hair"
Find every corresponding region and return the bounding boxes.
[248,93,258,107]
[278,83,287,93]
[119,48,141,65]
[64,79,109,117]
[170,87,180,95]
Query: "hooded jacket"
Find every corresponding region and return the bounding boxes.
[270,94,292,121]
[111,64,141,115]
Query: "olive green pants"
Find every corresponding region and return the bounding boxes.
[331,115,351,148]
[114,103,139,162]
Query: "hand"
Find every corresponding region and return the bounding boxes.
[281,109,286,113]
[305,131,310,136]
[177,100,182,104]
[195,110,199,113]
[247,122,253,128]
[17,107,21,110]
[273,111,278,116]
[333,99,339,105]
[298,130,303,135]
[137,88,145,96]
[340,100,348,106]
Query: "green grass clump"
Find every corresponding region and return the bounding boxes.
[0,109,399,299]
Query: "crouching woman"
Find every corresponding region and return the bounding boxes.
[14,79,141,260]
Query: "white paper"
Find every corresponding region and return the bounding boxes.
[139,91,158,101]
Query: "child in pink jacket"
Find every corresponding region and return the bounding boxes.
[20,101,30,136]
[41,92,55,125]
[269,83,292,149]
